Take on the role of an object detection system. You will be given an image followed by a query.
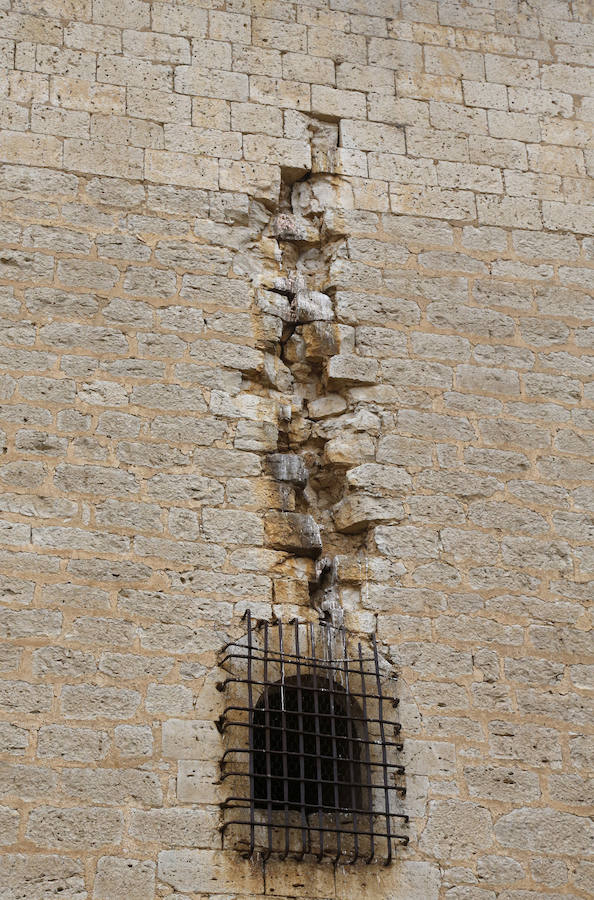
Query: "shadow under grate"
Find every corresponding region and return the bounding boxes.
[218,610,408,865]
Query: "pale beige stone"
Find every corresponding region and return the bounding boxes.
[0,6,591,896]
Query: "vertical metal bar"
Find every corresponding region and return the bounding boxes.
[340,627,359,862]
[325,622,343,863]
[278,619,291,859]
[357,641,375,863]
[246,610,255,857]
[372,634,392,865]
[263,620,273,860]
[293,619,308,859]
[309,621,325,860]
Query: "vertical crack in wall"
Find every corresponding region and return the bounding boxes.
[241,119,401,629]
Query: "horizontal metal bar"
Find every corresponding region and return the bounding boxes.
[219,650,392,680]
[220,770,406,795]
[223,797,409,820]
[221,819,409,843]
[220,700,401,730]
[221,745,405,771]
[220,717,403,748]
[219,678,400,707]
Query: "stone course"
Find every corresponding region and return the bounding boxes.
[0,0,592,897]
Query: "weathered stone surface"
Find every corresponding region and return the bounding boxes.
[26,806,123,849]
[464,765,540,802]
[93,856,155,900]
[38,726,109,762]
[335,860,440,899]
[129,807,220,847]
[264,512,322,557]
[334,493,404,533]
[420,800,493,859]
[60,768,162,806]
[158,850,264,894]
[495,808,594,858]
[488,721,562,768]
[0,854,86,899]
[477,855,525,885]
[161,719,221,760]
[266,453,307,486]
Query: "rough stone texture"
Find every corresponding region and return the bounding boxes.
[0,0,592,897]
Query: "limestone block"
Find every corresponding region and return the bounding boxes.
[0,854,86,899]
[271,213,319,243]
[157,850,264,894]
[264,512,322,557]
[60,768,162,806]
[324,432,375,467]
[0,680,53,714]
[267,453,307,486]
[161,719,221,761]
[129,808,220,847]
[488,721,562,768]
[38,726,109,762]
[326,353,378,386]
[202,508,264,546]
[0,723,28,756]
[176,760,221,804]
[93,856,155,900]
[464,765,540,803]
[495,808,593,858]
[477,855,525,885]
[114,725,153,758]
[301,321,339,360]
[335,860,440,900]
[334,493,404,533]
[403,739,456,777]
[420,800,493,859]
[26,806,123,849]
[32,648,96,680]
[61,685,140,720]
[346,463,412,496]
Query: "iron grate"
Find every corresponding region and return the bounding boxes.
[218,610,408,864]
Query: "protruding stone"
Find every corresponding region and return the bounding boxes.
[264,512,322,557]
[257,287,333,324]
[301,321,339,361]
[267,453,308,487]
[324,432,375,467]
[271,213,319,243]
[326,353,378,386]
[293,290,334,323]
[334,493,404,534]
[308,394,347,419]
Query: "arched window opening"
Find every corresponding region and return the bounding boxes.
[252,675,362,814]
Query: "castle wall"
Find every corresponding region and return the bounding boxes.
[0,0,592,897]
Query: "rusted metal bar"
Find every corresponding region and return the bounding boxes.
[372,634,393,865]
[293,619,308,858]
[309,620,326,861]
[358,640,377,863]
[246,610,255,857]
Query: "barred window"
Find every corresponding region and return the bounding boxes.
[219,612,407,864]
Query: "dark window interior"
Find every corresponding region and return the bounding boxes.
[252,675,362,814]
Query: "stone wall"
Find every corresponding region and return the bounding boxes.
[0,0,593,897]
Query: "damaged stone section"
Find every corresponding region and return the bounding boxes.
[242,119,404,600]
